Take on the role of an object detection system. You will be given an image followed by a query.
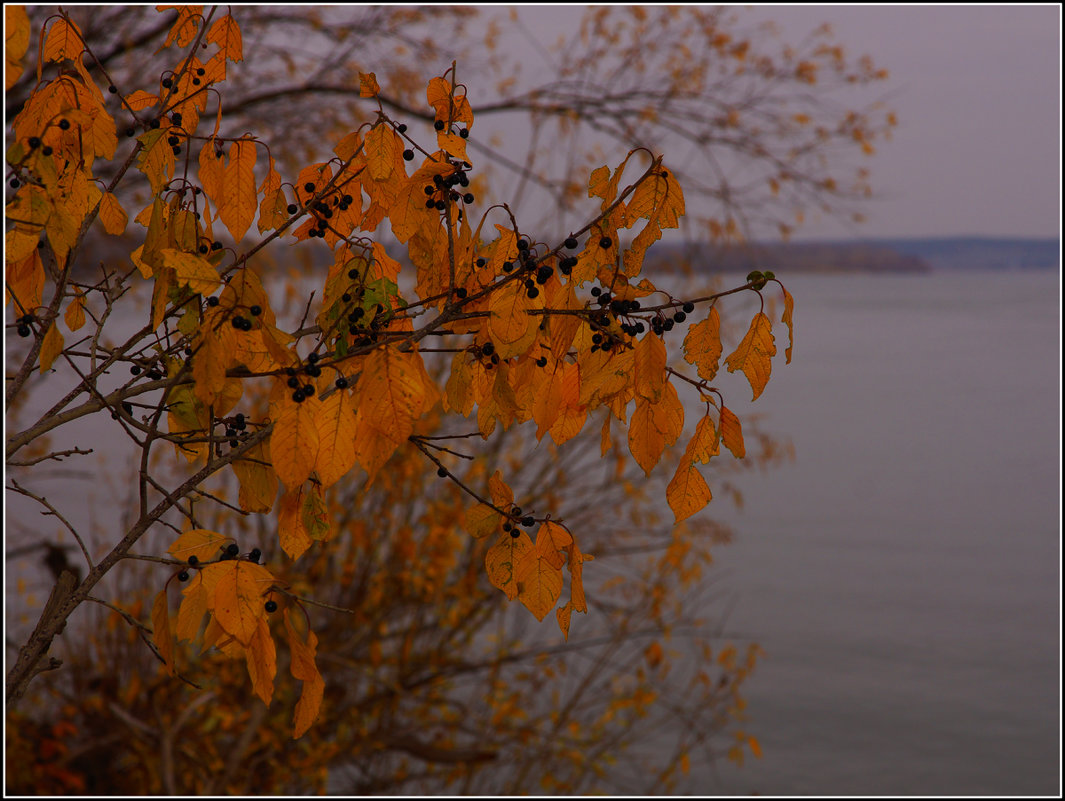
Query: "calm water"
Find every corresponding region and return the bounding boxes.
[688,270,1060,795]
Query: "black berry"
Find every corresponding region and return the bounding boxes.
[437,467,447,477]
[187,555,199,566]
[682,302,695,313]
[265,600,278,613]
[304,182,315,193]
[161,78,173,89]
[397,123,408,134]
[178,571,190,581]
[434,120,445,131]
[249,548,261,563]
[599,236,612,249]
[463,193,474,204]
[564,237,578,249]
[131,365,142,375]
[459,128,469,138]
[226,543,240,556]
[41,146,53,156]
[403,149,414,161]
[249,305,262,316]
[108,85,117,94]
[58,119,70,130]
[287,203,298,214]
[335,377,349,389]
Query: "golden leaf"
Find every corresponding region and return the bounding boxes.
[246,618,276,706]
[220,137,257,242]
[207,13,242,62]
[782,286,795,364]
[314,389,357,488]
[683,306,722,381]
[98,191,128,235]
[725,311,776,401]
[516,548,563,622]
[278,486,314,561]
[358,71,379,97]
[167,528,228,563]
[231,440,278,514]
[485,531,531,600]
[176,575,208,642]
[5,6,30,90]
[284,610,324,739]
[151,589,176,677]
[719,404,745,458]
[42,17,83,64]
[212,560,275,645]
[666,459,712,524]
[270,394,322,490]
[64,290,85,332]
[633,332,667,402]
[160,248,220,296]
[487,281,539,359]
[38,321,63,373]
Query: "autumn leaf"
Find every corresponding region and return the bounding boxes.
[271,394,322,489]
[358,71,379,97]
[633,332,667,402]
[38,321,64,373]
[5,6,30,90]
[220,137,257,242]
[683,306,722,381]
[516,547,563,622]
[231,440,279,514]
[98,191,127,235]
[167,528,228,563]
[246,618,277,706]
[160,248,221,296]
[719,404,745,458]
[211,560,276,645]
[488,280,539,359]
[64,290,86,332]
[284,610,324,739]
[725,311,776,401]
[314,389,358,488]
[151,589,176,676]
[207,13,243,62]
[666,459,712,524]
[485,531,531,600]
[781,286,795,363]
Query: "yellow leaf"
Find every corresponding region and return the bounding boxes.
[725,311,776,401]
[488,281,540,359]
[516,547,563,622]
[64,290,86,332]
[212,560,275,645]
[556,601,573,641]
[627,382,683,476]
[683,306,722,381]
[246,617,276,706]
[231,440,278,514]
[160,248,221,296]
[485,531,531,601]
[436,131,469,162]
[270,394,322,490]
[782,286,795,364]
[633,332,667,402]
[666,459,712,524]
[151,589,176,676]
[686,414,719,465]
[198,139,224,208]
[358,71,379,97]
[5,6,30,90]
[207,13,242,62]
[314,389,357,488]
[167,528,228,563]
[463,502,501,538]
[124,89,159,111]
[719,404,745,458]
[284,610,324,739]
[278,486,314,561]
[42,17,83,64]
[220,137,257,243]
[39,321,63,373]
[98,191,128,235]
[488,470,514,509]
[353,346,427,481]
[566,541,589,613]
[176,575,208,642]
[535,521,573,570]
[365,123,402,182]
[426,75,474,125]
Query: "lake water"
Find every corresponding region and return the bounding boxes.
[685,270,1061,795]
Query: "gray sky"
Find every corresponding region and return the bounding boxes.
[509,4,1061,241]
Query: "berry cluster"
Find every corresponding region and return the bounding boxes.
[14,314,34,337]
[222,412,248,447]
[129,361,164,381]
[501,504,537,537]
[285,357,322,403]
[472,340,500,370]
[289,179,356,239]
[423,163,474,212]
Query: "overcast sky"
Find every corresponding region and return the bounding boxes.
[509,4,1061,241]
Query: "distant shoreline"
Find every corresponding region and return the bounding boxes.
[645,237,1060,274]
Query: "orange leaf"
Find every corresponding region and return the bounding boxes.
[781,286,795,364]
[485,531,531,601]
[207,13,242,62]
[719,404,745,458]
[725,312,776,401]
[211,560,275,645]
[278,486,314,560]
[64,290,85,332]
[463,502,502,539]
[231,440,278,514]
[358,71,379,97]
[487,470,514,509]
[535,521,573,570]
[683,306,722,381]
[314,389,357,488]
[6,6,30,91]
[151,589,176,676]
[666,459,712,524]
[38,321,63,373]
[98,192,128,236]
[167,528,228,563]
[516,547,563,621]
[556,601,573,641]
[176,574,208,642]
[42,17,83,64]
[365,123,402,182]
[246,618,276,706]
[353,346,428,480]
[284,610,324,739]
[220,137,257,242]
[160,248,220,296]
[633,332,667,402]
[488,281,539,359]
[270,394,322,489]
